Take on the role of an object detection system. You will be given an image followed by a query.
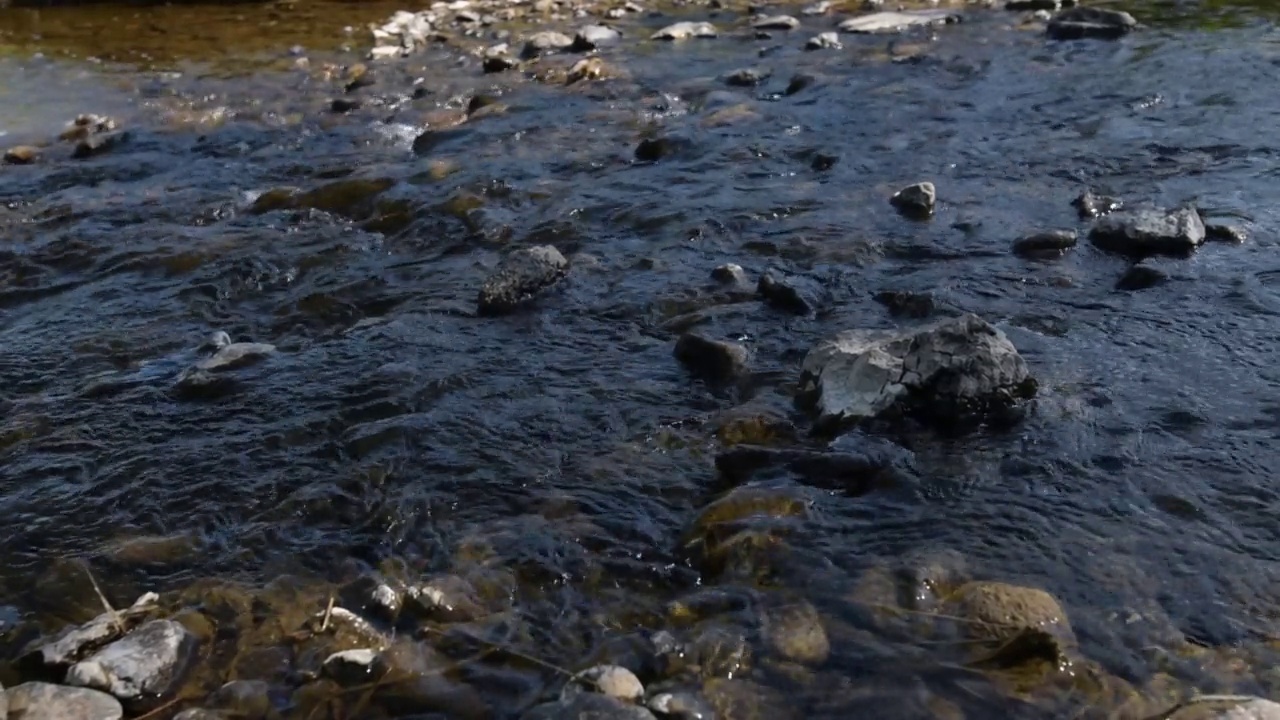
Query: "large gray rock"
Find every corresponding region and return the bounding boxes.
[1088,207,1205,258]
[799,314,1036,428]
[838,10,959,33]
[22,593,159,671]
[66,620,198,701]
[4,682,122,720]
[477,245,569,316]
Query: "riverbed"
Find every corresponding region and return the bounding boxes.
[3,0,1280,717]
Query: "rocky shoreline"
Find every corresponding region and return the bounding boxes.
[0,0,1274,718]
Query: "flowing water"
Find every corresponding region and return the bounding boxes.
[5,0,1280,716]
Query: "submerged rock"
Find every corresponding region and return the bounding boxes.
[1072,189,1122,219]
[4,682,123,720]
[567,665,645,702]
[674,333,750,383]
[522,692,658,720]
[725,68,770,87]
[173,332,277,397]
[404,574,489,623]
[839,10,960,33]
[941,581,1076,666]
[890,182,936,219]
[651,21,718,40]
[1089,207,1205,258]
[66,619,199,701]
[1160,696,1280,719]
[760,599,829,665]
[799,314,1036,429]
[476,245,570,316]
[1012,230,1078,259]
[873,290,935,319]
[648,691,717,720]
[1046,6,1137,39]
[1205,222,1247,243]
[1116,264,1168,291]
[758,271,821,315]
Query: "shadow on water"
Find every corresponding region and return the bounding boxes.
[5,0,1280,716]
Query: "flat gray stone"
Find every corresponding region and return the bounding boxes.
[66,620,198,701]
[522,30,575,58]
[572,24,621,50]
[1088,207,1205,258]
[838,9,959,33]
[651,21,717,40]
[5,682,122,720]
[752,14,800,30]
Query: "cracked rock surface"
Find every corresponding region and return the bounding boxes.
[799,314,1036,429]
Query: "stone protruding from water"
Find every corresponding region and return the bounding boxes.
[674,333,750,383]
[65,620,199,702]
[799,314,1036,429]
[4,682,123,720]
[650,21,717,40]
[1088,207,1205,258]
[890,181,935,219]
[476,245,569,316]
[839,10,959,33]
[1046,6,1137,39]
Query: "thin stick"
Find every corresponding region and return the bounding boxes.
[417,625,575,678]
[320,596,335,633]
[132,697,184,720]
[82,563,123,634]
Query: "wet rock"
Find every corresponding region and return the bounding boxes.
[799,314,1037,429]
[873,290,935,318]
[4,682,123,720]
[1012,229,1078,259]
[72,131,128,159]
[702,678,794,720]
[714,443,908,496]
[758,271,820,315]
[685,626,753,678]
[890,182,936,219]
[1089,207,1205,258]
[1205,222,1247,243]
[943,581,1076,649]
[810,153,838,171]
[322,648,385,686]
[173,331,276,396]
[711,263,749,286]
[371,10,435,57]
[374,640,490,718]
[1115,263,1167,291]
[753,14,800,30]
[569,665,644,702]
[573,24,622,50]
[66,619,198,701]
[761,599,829,665]
[476,245,569,316]
[567,56,613,83]
[522,692,658,720]
[805,31,842,49]
[3,146,39,165]
[171,711,224,720]
[1072,189,1122,219]
[651,21,718,40]
[635,136,694,162]
[804,0,833,13]
[22,593,159,672]
[483,46,518,73]
[784,73,815,95]
[1047,6,1137,39]
[330,98,361,113]
[207,679,276,718]
[405,574,490,623]
[725,68,770,87]
[522,30,575,58]
[1160,696,1280,719]
[839,9,960,33]
[674,333,750,383]
[59,114,116,142]
[648,690,716,720]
